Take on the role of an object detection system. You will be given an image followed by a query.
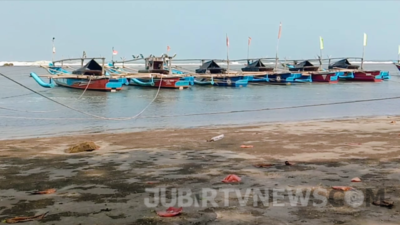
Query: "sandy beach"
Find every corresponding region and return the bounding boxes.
[1,116,400,224]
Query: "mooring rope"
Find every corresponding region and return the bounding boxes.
[0,71,93,113]
[0,72,163,120]
[1,71,400,121]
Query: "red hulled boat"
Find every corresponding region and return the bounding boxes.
[328,59,382,82]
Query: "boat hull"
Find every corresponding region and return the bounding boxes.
[267,73,299,84]
[339,71,382,82]
[194,76,249,87]
[311,72,342,83]
[129,77,190,88]
[396,65,400,71]
[54,78,123,91]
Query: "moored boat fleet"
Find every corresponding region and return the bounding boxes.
[29,54,393,92]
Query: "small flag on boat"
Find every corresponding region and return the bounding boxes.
[167,45,170,52]
[52,47,56,54]
[226,34,229,47]
[278,22,282,39]
[113,49,118,55]
[248,37,252,46]
[398,45,400,55]
[319,36,324,50]
[363,33,367,46]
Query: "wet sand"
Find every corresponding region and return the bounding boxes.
[1,116,400,224]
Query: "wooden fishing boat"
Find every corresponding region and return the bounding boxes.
[287,60,342,83]
[194,60,249,87]
[328,58,386,82]
[125,55,191,89]
[30,57,125,92]
[241,59,273,82]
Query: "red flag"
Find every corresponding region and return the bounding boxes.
[112,50,118,55]
[226,35,229,47]
[167,46,170,52]
[248,37,252,46]
[278,22,282,39]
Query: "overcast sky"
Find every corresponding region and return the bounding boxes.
[0,0,399,61]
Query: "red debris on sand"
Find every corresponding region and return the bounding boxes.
[285,161,294,166]
[30,188,56,195]
[146,181,159,184]
[157,207,183,217]
[332,186,353,191]
[240,145,253,148]
[253,163,274,168]
[222,174,241,183]
[5,212,48,223]
[351,177,361,182]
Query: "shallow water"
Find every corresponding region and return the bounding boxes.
[0,64,399,140]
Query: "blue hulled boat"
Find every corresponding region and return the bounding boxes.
[194,60,250,87]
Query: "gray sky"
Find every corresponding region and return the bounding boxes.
[0,0,399,61]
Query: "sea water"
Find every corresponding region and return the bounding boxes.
[0,63,399,140]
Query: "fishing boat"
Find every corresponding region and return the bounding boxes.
[126,55,191,89]
[241,59,273,82]
[287,60,343,83]
[30,57,125,92]
[194,60,249,87]
[328,58,387,82]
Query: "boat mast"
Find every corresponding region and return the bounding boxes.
[226,34,230,73]
[319,36,324,70]
[361,33,367,70]
[52,37,55,62]
[274,22,282,70]
[398,45,400,64]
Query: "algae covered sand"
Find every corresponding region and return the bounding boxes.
[1,116,400,224]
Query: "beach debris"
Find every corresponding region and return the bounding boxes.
[146,181,160,184]
[332,186,353,191]
[253,163,274,168]
[390,121,396,124]
[2,63,14,67]
[285,161,294,166]
[66,141,100,153]
[240,145,253,148]
[351,177,361,182]
[372,200,394,208]
[207,134,224,142]
[347,143,361,146]
[4,212,48,223]
[30,188,56,195]
[156,207,183,217]
[222,174,241,183]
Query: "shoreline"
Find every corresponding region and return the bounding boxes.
[1,115,400,224]
[0,114,395,141]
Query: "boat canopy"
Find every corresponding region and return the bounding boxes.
[195,60,227,74]
[289,60,319,72]
[328,59,359,70]
[72,59,103,75]
[241,59,274,72]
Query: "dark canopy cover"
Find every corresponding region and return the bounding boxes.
[328,59,359,69]
[289,60,319,72]
[72,59,103,75]
[241,59,273,72]
[195,60,226,74]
